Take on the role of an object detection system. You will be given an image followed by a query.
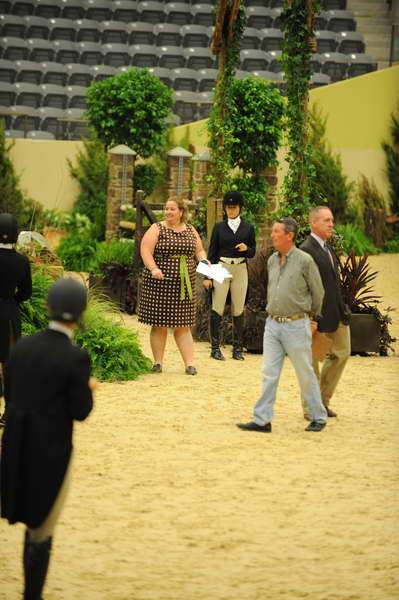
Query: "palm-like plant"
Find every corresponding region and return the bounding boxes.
[338,252,381,311]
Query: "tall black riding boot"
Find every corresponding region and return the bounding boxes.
[23,530,53,600]
[209,310,225,360]
[232,314,245,360]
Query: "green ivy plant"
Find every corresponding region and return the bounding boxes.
[86,68,174,158]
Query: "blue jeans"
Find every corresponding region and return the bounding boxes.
[253,317,327,425]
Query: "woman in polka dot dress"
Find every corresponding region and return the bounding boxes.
[138,198,208,375]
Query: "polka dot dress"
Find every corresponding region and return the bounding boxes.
[138,223,197,328]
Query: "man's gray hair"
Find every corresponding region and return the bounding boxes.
[277,217,298,240]
[309,205,332,222]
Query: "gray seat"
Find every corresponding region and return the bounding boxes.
[347,53,377,78]
[241,27,262,50]
[54,40,79,64]
[190,0,212,4]
[11,105,41,132]
[0,58,17,83]
[61,0,85,21]
[310,73,331,87]
[67,85,87,109]
[78,41,104,65]
[138,2,166,25]
[260,28,283,52]
[322,0,347,8]
[92,64,116,81]
[173,67,199,91]
[246,0,270,6]
[38,106,64,137]
[128,23,155,46]
[314,11,329,30]
[315,30,338,53]
[26,129,55,139]
[49,17,77,41]
[16,60,43,84]
[0,1,12,14]
[191,4,213,27]
[337,31,365,54]
[41,83,68,109]
[11,1,35,17]
[158,45,185,69]
[1,37,29,60]
[66,63,93,86]
[103,43,130,67]
[240,49,269,72]
[112,1,138,23]
[62,107,90,139]
[24,15,50,39]
[130,44,159,68]
[5,128,25,138]
[267,50,282,73]
[41,61,67,85]
[148,66,174,87]
[83,0,112,22]
[181,24,209,48]
[154,23,182,47]
[326,10,356,32]
[321,51,349,81]
[165,2,192,26]
[270,0,284,6]
[35,0,63,19]
[0,15,26,38]
[0,82,16,106]
[15,81,42,107]
[310,53,324,73]
[197,91,212,119]
[251,69,279,83]
[184,46,215,69]
[198,67,218,91]
[100,21,129,45]
[246,7,274,30]
[76,19,101,43]
[173,90,198,123]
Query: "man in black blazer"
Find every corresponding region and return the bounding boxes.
[1,278,96,600]
[300,206,350,418]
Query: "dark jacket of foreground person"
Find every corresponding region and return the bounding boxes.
[0,329,93,529]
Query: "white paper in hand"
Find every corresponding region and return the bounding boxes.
[196,262,232,284]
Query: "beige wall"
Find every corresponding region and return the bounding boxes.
[8,65,399,212]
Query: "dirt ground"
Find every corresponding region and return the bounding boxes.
[1,254,399,600]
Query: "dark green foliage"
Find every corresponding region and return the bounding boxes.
[229,174,268,231]
[91,239,135,277]
[20,268,53,336]
[75,294,152,381]
[382,107,399,213]
[57,231,97,271]
[357,174,389,247]
[134,163,160,197]
[308,105,354,222]
[68,137,108,240]
[335,224,379,256]
[86,68,173,158]
[229,77,285,175]
[384,235,399,253]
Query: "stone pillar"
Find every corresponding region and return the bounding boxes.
[258,165,278,247]
[167,146,192,199]
[105,144,136,242]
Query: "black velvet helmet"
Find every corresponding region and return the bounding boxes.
[47,278,88,323]
[223,191,244,208]
[0,213,18,244]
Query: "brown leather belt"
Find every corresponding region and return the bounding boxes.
[270,313,307,323]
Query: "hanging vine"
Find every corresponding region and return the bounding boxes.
[207,0,246,199]
[280,0,320,219]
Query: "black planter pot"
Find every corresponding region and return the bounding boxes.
[244,307,267,354]
[349,312,380,354]
[89,273,128,311]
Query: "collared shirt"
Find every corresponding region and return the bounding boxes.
[227,216,241,234]
[267,246,325,317]
[311,232,334,266]
[48,320,74,340]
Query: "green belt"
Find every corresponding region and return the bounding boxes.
[170,255,192,301]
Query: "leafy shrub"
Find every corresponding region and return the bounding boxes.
[356,174,389,248]
[20,268,53,336]
[86,68,173,158]
[134,163,160,197]
[229,174,268,231]
[91,239,135,277]
[384,235,399,253]
[57,231,97,271]
[335,224,379,256]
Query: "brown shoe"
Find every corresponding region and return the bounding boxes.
[325,407,337,417]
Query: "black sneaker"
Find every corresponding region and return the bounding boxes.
[152,363,162,373]
[305,421,326,432]
[236,421,272,433]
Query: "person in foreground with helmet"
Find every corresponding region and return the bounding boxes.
[0,277,96,600]
[203,191,256,360]
[0,213,32,427]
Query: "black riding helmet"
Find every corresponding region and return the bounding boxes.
[223,191,244,209]
[0,213,18,244]
[47,278,87,323]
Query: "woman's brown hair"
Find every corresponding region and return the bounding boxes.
[165,197,188,222]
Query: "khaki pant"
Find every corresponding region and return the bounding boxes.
[212,262,248,317]
[304,323,350,415]
[29,458,72,543]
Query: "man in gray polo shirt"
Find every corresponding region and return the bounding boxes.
[237,217,328,433]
